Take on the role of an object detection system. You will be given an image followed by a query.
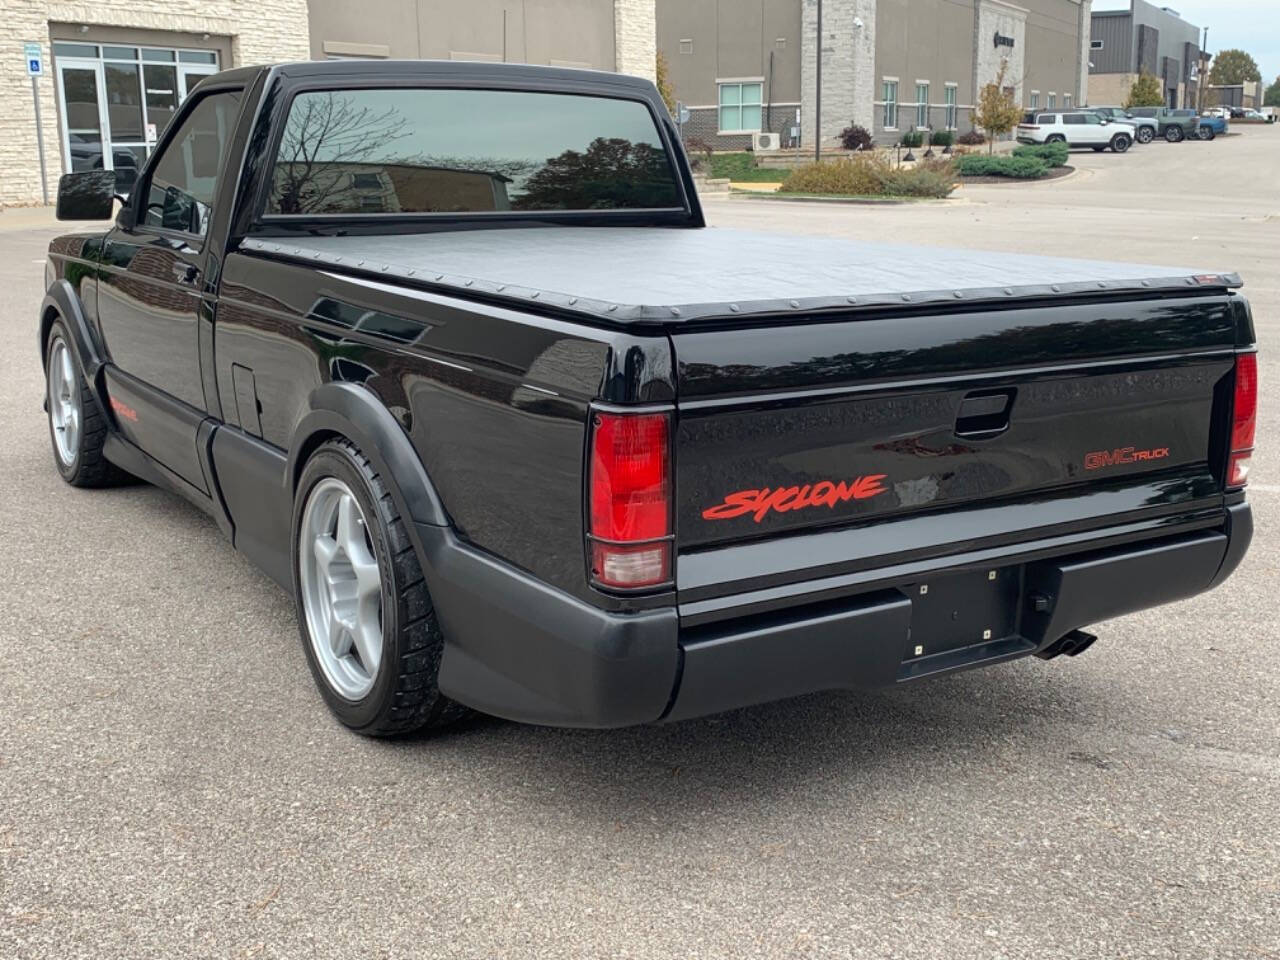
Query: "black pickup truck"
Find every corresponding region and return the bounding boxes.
[41,60,1256,736]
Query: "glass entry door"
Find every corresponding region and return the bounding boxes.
[56,60,110,178]
[53,42,219,195]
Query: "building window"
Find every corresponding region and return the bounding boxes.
[944,85,957,128]
[775,37,786,50]
[678,38,693,55]
[1047,93,1056,109]
[1030,90,1040,109]
[718,81,762,133]
[1091,40,1104,50]
[915,83,929,128]
[882,80,898,128]
[1064,94,1072,109]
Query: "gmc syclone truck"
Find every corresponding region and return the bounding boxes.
[40,61,1256,735]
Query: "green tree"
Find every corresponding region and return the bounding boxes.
[1265,77,1280,108]
[1208,49,1262,85]
[1124,71,1164,108]
[655,52,676,116]
[973,61,1022,154]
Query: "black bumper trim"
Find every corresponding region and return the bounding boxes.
[418,506,1249,728]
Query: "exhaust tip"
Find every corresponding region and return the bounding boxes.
[1036,629,1098,661]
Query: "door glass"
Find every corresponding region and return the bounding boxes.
[143,90,241,237]
[112,145,148,194]
[144,63,179,138]
[61,67,104,172]
[104,62,144,141]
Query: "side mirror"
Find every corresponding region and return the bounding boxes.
[55,170,116,221]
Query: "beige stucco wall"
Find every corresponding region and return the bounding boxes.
[2,1,310,206]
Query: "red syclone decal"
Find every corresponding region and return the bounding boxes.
[1084,446,1169,470]
[702,475,888,523]
[110,396,138,423]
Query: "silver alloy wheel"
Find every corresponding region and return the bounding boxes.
[1137,127,1154,143]
[47,338,81,467]
[298,477,385,700]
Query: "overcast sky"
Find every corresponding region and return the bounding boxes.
[1093,0,1279,85]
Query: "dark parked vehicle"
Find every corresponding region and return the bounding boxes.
[1087,106,1158,143]
[41,61,1257,736]
[1127,106,1201,142]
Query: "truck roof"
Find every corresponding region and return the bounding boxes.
[242,227,1241,325]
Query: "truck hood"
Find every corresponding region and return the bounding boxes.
[242,227,1241,325]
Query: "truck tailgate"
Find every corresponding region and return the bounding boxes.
[673,295,1238,554]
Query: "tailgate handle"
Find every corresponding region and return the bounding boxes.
[956,390,1014,437]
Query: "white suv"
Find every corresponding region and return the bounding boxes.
[1016,111,1133,152]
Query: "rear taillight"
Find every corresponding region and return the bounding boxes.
[1228,351,1257,488]
[588,410,672,589]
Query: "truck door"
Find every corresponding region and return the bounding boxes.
[96,87,242,493]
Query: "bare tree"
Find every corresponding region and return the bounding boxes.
[272,93,412,214]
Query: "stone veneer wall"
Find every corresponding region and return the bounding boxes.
[614,0,657,83]
[800,0,877,150]
[2,1,310,206]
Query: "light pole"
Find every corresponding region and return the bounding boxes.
[814,0,823,163]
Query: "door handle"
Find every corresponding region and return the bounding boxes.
[955,389,1014,438]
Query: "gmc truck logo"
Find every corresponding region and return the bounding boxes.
[1084,446,1170,470]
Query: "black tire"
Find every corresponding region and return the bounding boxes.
[43,319,131,488]
[1165,126,1184,143]
[1046,134,1067,144]
[1197,126,1215,141]
[1110,134,1131,153]
[291,438,464,736]
[1136,126,1155,144]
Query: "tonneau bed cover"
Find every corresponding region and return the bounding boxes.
[242,227,1241,324]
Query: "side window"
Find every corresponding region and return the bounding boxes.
[142,90,242,238]
[1084,113,1102,124]
[1063,114,1083,125]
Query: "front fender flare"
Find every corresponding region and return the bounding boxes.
[286,381,449,529]
[41,280,104,386]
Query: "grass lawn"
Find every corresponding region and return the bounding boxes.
[707,152,790,182]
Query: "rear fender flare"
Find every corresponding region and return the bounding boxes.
[285,381,449,530]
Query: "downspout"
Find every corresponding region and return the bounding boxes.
[767,49,775,135]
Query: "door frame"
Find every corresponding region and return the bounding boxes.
[178,64,219,100]
[55,58,111,174]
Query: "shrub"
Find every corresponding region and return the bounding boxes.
[1012,142,1069,167]
[782,152,893,195]
[957,129,987,146]
[880,157,957,197]
[956,154,1049,179]
[780,153,956,198]
[929,130,955,148]
[839,124,874,151]
[899,130,925,148]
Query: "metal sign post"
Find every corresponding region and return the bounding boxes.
[25,42,49,205]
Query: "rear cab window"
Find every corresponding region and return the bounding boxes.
[264,88,684,216]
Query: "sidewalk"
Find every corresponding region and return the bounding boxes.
[0,205,111,233]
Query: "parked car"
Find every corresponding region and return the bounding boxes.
[1202,107,1230,119]
[1087,106,1158,143]
[1127,106,1201,142]
[1016,111,1133,151]
[41,60,1256,736]
[1196,113,1229,139]
[1241,109,1269,122]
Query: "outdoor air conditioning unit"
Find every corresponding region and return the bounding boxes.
[752,132,781,152]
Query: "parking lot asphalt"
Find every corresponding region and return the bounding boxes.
[2,130,1277,960]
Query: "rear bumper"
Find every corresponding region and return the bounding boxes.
[419,502,1251,728]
